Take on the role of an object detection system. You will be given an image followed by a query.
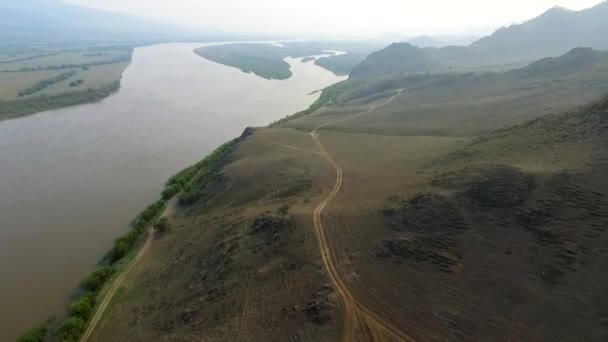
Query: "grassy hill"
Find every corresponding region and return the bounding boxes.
[291,48,608,136]
[406,35,479,48]
[350,2,608,79]
[86,47,608,340]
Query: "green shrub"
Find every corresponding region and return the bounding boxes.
[179,188,201,205]
[167,173,193,188]
[107,241,130,263]
[69,294,94,319]
[154,217,172,233]
[131,219,146,233]
[138,200,164,222]
[81,267,114,293]
[17,323,47,342]
[115,229,137,247]
[57,316,86,342]
[161,184,181,200]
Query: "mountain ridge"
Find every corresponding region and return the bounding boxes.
[351,1,608,79]
[0,0,219,50]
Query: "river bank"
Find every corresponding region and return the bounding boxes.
[0,42,346,341]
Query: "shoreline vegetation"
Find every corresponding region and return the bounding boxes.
[193,41,383,80]
[18,139,240,342]
[270,81,344,127]
[18,70,77,97]
[0,49,133,122]
[194,43,353,80]
[0,55,132,73]
[17,82,340,342]
[0,81,122,121]
[194,45,294,80]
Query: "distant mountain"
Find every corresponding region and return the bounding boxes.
[341,48,608,123]
[471,2,608,61]
[351,1,608,79]
[349,43,440,78]
[407,35,479,48]
[0,0,221,51]
[511,47,608,78]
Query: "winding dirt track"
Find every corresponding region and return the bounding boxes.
[310,90,414,342]
[81,198,178,342]
[81,91,407,342]
[80,228,155,342]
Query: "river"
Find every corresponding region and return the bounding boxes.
[0,42,346,340]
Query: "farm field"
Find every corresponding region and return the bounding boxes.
[0,47,132,120]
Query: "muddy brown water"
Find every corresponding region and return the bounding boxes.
[0,42,346,340]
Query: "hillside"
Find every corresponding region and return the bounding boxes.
[86,45,608,340]
[472,3,608,59]
[318,48,608,136]
[351,1,608,78]
[407,35,479,48]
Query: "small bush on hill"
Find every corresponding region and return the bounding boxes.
[154,217,172,233]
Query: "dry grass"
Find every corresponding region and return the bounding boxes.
[90,129,343,341]
[298,95,608,341]
[89,58,608,340]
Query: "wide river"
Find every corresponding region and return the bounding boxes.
[0,42,346,340]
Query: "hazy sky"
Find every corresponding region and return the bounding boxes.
[63,0,605,37]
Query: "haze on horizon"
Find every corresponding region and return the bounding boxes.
[63,0,605,37]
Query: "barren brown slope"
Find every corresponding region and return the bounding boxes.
[286,49,608,137]
[310,90,414,341]
[87,61,608,340]
[293,94,608,341]
[88,126,345,341]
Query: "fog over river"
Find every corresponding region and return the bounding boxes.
[0,42,346,340]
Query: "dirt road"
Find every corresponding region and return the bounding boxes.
[80,197,178,342]
[310,90,414,342]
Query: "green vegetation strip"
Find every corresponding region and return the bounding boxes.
[2,55,132,73]
[314,53,367,76]
[18,141,238,342]
[17,78,340,340]
[270,81,345,126]
[195,45,294,80]
[0,81,120,121]
[19,71,77,97]
[0,53,60,64]
[69,79,84,87]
